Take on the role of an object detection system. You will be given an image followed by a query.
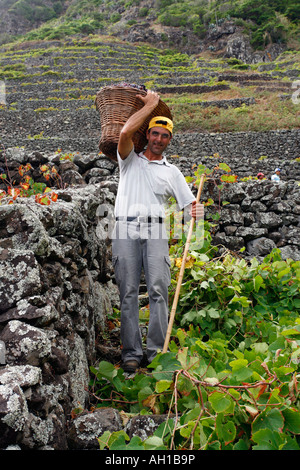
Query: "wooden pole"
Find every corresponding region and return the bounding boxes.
[163,174,205,353]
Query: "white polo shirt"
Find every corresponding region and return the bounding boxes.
[115,148,195,219]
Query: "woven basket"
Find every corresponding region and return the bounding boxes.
[95,85,172,161]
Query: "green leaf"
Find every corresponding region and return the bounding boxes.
[281,435,300,450]
[230,358,253,381]
[219,162,231,173]
[150,352,181,381]
[277,267,291,280]
[155,380,173,393]
[204,377,219,386]
[229,358,248,370]
[98,361,118,381]
[154,419,175,440]
[216,414,236,445]
[268,335,286,353]
[291,347,300,365]
[251,342,268,355]
[229,296,251,307]
[98,430,111,450]
[220,174,237,183]
[109,434,129,450]
[254,274,264,292]
[208,392,232,413]
[252,408,284,435]
[138,385,154,403]
[207,307,220,318]
[282,409,300,434]
[200,280,210,289]
[281,328,300,338]
[104,431,130,450]
[252,429,283,450]
[233,439,249,450]
[144,436,166,450]
[126,435,145,450]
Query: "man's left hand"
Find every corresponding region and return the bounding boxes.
[190,201,204,219]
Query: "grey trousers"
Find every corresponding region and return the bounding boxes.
[112,221,171,364]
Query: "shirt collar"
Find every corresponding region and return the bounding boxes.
[138,152,171,167]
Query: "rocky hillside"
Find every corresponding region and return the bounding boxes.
[0,0,299,61]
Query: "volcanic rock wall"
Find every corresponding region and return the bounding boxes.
[0,181,118,449]
[167,129,300,182]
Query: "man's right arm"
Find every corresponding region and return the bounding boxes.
[118,90,160,160]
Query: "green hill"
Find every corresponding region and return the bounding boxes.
[0,0,299,55]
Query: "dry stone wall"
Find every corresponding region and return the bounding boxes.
[0,181,119,449]
[1,120,299,181]
[167,129,300,182]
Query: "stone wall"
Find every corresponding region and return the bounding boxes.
[0,182,119,449]
[202,178,300,260]
[1,125,299,181]
[0,146,299,259]
[167,129,300,182]
[0,147,299,449]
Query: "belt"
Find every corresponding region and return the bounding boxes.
[116,216,164,224]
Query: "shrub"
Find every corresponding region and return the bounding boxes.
[139,7,148,17]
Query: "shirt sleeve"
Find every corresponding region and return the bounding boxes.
[116,147,136,171]
[172,170,195,210]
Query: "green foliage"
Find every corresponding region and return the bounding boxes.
[225,0,299,47]
[8,0,64,23]
[92,294,300,449]
[2,0,298,47]
[159,50,190,68]
[0,62,27,80]
[138,7,148,17]
[90,250,300,445]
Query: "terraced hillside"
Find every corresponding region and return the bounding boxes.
[0,36,299,179]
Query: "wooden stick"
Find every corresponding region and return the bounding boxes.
[163,174,205,353]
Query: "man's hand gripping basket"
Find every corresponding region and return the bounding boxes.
[95,84,172,161]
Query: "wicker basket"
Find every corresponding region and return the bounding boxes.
[95,85,172,161]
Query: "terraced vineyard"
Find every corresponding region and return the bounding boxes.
[0,36,299,168]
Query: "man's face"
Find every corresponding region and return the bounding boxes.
[146,127,172,155]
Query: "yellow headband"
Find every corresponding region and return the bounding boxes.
[148,116,173,135]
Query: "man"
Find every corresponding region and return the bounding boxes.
[112,89,204,373]
[271,168,281,182]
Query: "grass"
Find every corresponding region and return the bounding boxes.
[165,86,299,133]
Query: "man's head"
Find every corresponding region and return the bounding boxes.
[146,116,173,156]
[275,168,281,174]
[147,116,173,136]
